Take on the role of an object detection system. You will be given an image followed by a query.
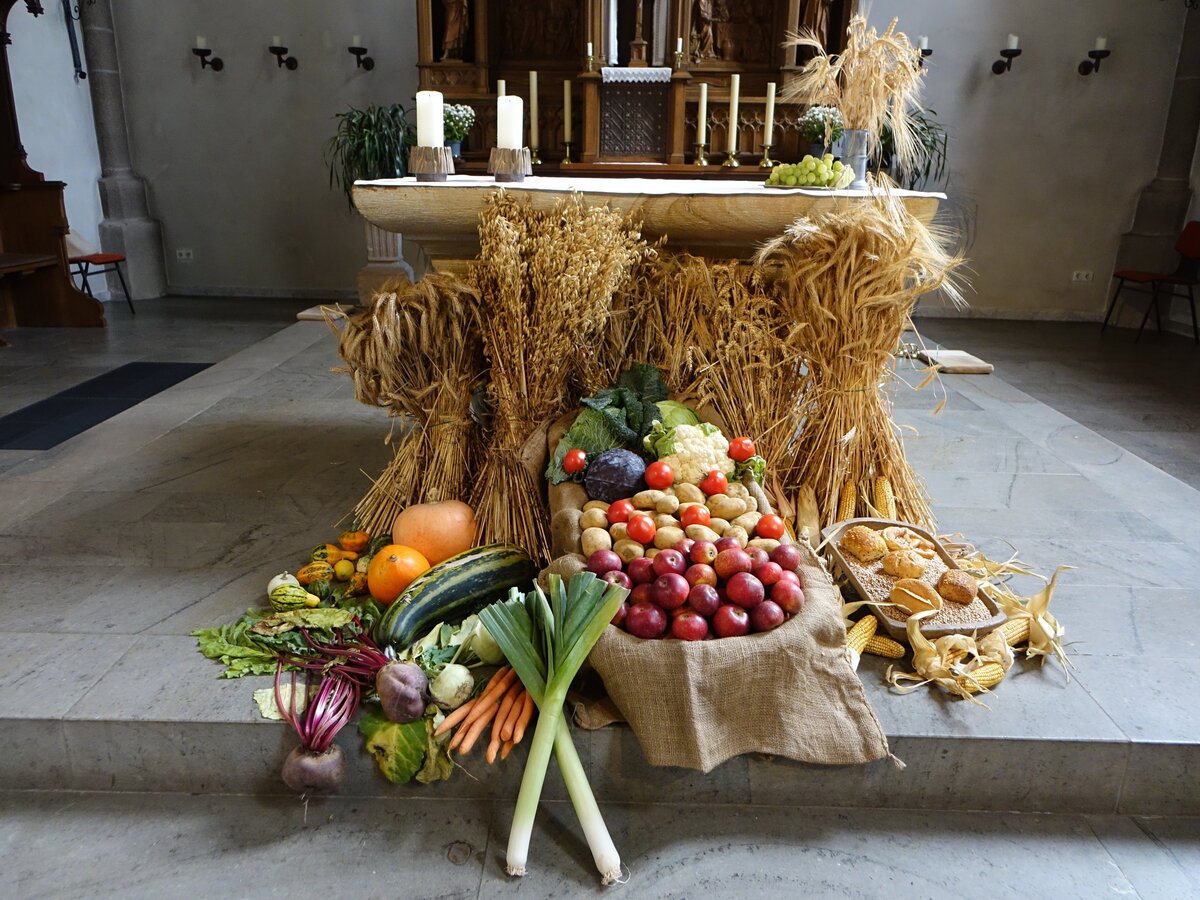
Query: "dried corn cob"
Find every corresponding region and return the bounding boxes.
[962,661,1006,693]
[837,482,857,522]
[864,634,905,659]
[873,476,897,520]
[844,615,878,670]
[999,617,1030,646]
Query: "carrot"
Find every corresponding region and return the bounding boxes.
[499,687,526,742]
[511,691,535,744]
[481,665,511,694]
[491,686,522,745]
[460,669,518,730]
[486,735,501,764]
[457,702,499,755]
[500,739,514,760]
[434,698,476,736]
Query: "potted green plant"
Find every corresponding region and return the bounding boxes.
[443,103,476,158]
[876,107,947,190]
[797,105,844,157]
[325,103,413,207]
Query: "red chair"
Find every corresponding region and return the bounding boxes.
[69,252,135,315]
[1101,220,1199,343]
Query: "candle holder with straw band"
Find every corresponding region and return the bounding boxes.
[409,145,454,182]
[488,147,532,183]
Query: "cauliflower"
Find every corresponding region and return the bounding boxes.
[644,422,735,485]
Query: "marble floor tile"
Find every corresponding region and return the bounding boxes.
[1050,585,1200,659]
[0,633,135,718]
[1128,816,1200,888]
[921,470,1122,510]
[1069,653,1200,744]
[1087,815,1200,899]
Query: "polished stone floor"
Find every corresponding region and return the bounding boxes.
[0,297,1197,898]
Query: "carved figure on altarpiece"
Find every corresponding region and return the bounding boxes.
[440,0,469,61]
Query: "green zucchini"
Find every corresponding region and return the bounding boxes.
[374,543,537,650]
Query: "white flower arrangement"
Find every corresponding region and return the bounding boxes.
[797,106,845,144]
[444,104,476,142]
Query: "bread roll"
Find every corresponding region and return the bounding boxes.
[882,549,927,579]
[889,578,943,613]
[840,524,887,563]
[937,570,978,605]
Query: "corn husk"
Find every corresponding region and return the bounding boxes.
[885,610,1014,706]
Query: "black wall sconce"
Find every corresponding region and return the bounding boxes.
[992,35,1021,74]
[349,45,374,70]
[192,37,223,71]
[1079,38,1110,75]
[269,39,298,70]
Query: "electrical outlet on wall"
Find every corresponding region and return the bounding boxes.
[176,248,194,261]
[1071,270,1093,283]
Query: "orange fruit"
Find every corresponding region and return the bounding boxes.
[366,544,430,604]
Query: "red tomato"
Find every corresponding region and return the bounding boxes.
[756,514,785,540]
[699,469,728,496]
[728,437,756,462]
[680,504,711,529]
[626,512,657,544]
[644,461,674,490]
[607,499,635,525]
[563,449,587,474]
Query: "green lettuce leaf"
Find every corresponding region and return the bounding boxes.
[656,400,699,428]
[734,455,767,484]
[415,717,455,784]
[358,709,429,784]
[615,362,669,403]
[275,608,356,628]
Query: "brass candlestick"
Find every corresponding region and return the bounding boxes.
[693,142,709,166]
[673,50,685,69]
[530,146,543,165]
[759,145,777,168]
[561,141,574,165]
[586,54,595,72]
[721,149,740,168]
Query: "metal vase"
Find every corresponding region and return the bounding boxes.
[843,129,870,191]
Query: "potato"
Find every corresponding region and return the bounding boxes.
[613,539,645,563]
[709,517,730,535]
[550,508,583,557]
[653,513,680,529]
[549,481,589,518]
[748,538,781,554]
[725,482,750,500]
[685,524,721,543]
[653,526,686,550]
[645,547,661,559]
[723,525,750,547]
[609,521,629,543]
[579,507,609,531]
[708,494,748,520]
[742,494,759,513]
[674,483,704,503]
[731,511,763,534]
[632,489,666,509]
[581,527,613,557]
[655,494,680,514]
[583,500,610,513]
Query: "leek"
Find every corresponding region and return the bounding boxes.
[480,572,626,883]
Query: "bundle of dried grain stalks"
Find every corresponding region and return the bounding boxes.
[784,15,926,176]
[754,181,963,529]
[329,275,485,536]
[469,191,648,560]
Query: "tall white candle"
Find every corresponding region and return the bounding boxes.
[352,34,362,47]
[272,35,282,47]
[586,41,594,57]
[1007,34,1019,50]
[497,79,506,97]
[497,96,523,149]
[1095,36,1108,51]
[563,80,573,142]
[415,91,444,147]
[727,74,740,154]
[676,37,683,53]
[918,35,929,50]
[763,81,776,146]
[529,71,539,147]
[196,35,207,49]
[697,82,708,145]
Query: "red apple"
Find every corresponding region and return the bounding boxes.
[629,582,655,605]
[652,573,690,610]
[689,540,718,565]
[669,604,693,619]
[714,537,742,554]
[712,604,750,638]
[685,563,718,588]
[725,571,765,609]
[625,602,667,639]
[750,599,786,632]
[752,561,784,586]
[627,556,656,586]
[673,537,696,557]
[652,548,687,577]
[687,583,721,617]
[770,580,805,615]
[601,569,632,591]
[714,547,752,580]
[770,543,803,573]
[778,570,801,588]
[746,547,770,570]
[671,611,710,641]
[586,549,623,576]
[611,602,628,627]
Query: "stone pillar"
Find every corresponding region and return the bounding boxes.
[79,0,166,300]
[356,219,414,304]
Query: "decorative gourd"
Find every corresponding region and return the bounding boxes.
[374,543,536,650]
[346,571,368,597]
[266,572,299,597]
[297,561,336,585]
[391,500,477,565]
[308,579,333,601]
[270,584,320,612]
[366,545,431,604]
[311,543,358,564]
[333,559,356,581]
[366,535,393,557]
[338,530,370,553]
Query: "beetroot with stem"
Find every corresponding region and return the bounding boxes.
[275,665,361,795]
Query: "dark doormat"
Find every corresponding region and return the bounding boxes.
[0,361,211,450]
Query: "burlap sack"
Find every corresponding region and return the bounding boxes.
[586,535,891,772]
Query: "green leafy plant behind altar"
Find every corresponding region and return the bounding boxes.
[877,107,947,190]
[326,104,413,207]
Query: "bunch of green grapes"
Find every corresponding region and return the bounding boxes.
[764,153,852,189]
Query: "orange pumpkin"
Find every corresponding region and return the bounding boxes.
[391,500,477,565]
[366,545,430,604]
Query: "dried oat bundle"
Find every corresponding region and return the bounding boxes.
[754,182,963,529]
[469,191,648,559]
[329,275,485,535]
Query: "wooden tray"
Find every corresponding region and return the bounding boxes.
[821,518,1007,643]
